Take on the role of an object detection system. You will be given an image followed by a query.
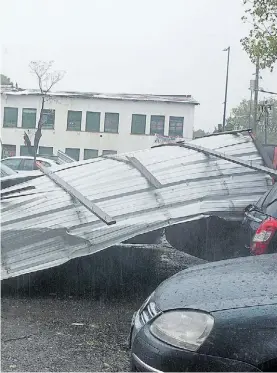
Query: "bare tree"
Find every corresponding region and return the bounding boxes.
[24,61,65,167]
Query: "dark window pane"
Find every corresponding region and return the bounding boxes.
[102,150,117,155]
[67,111,82,131]
[3,107,18,127]
[86,112,100,132]
[169,116,184,136]
[104,113,119,133]
[2,158,22,170]
[20,145,35,156]
[1,144,16,158]
[262,184,277,209]
[131,114,146,134]
[21,159,37,171]
[39,146,53,156]
[266,200,277,218]
[22,108,37,129]
[42,109,55,129]
[150,115,165,135]
[65,148,80,161]
[84,149,98,160]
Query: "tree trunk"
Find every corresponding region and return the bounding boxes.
[33,97,45,168]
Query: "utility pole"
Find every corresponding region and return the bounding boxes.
[253,57,260,133]
[249,79,255,127]
[259,100,272,145]
[222,46,230,131]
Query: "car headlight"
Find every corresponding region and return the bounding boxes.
[150,310,214,351]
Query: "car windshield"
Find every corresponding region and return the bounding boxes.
[1,0,277,371]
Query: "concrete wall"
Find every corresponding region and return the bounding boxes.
[1,93,196,160]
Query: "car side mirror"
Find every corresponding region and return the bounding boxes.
[244,204,255,213]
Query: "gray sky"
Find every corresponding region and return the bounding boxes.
[1,0,276,131]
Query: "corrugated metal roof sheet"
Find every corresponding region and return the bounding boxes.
[1,89,199,104]
[1,132,272,279]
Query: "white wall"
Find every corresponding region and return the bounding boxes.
[1,93,196,159]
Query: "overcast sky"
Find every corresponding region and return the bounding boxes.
[1,0,276,131]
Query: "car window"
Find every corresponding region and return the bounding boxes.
[37,160,51,167]
[262,184,277,209]
[1,158,23,170]
[20,159,38,171]
[265,200,277,218]
[0,163,17,177]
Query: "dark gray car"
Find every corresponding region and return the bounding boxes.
[130,254,277,372]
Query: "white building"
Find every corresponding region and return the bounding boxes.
[1,89,199,160]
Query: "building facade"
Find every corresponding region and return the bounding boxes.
[1,89,199,160]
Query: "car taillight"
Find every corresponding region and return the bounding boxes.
[251,217,277,255]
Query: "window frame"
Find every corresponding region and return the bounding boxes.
[1,144,16,158]
[104,112,119,133]
[84,149,99,160]
[22,108,37,129]
[131,114,146,135]
[150,115,165,135]
[65,147,80,161]
[67,110,82,131]
[20,145,35,157]
[3,107,18,128]
[169,116,184,137]
[39,146,54,156]
[102,150,117,156]
[85,112,101,132]
[41,109,55,129]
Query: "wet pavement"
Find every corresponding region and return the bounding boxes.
[1,244,205,372]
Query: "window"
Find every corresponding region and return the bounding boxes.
[265,200,277,218]
[86,112,100,132]
[67,111,82,131]
[38,160,52,167]
[261,184,277,209]
[131,114,146,134]
[20,145,35,156]
[104,113,119,133]
[21,159,38,171]
[169,116,184,137]
[22,108,37,129]
[65,148,80,161]
[102,150,117,156]
[39,146,53,156]
[42,109,55,129]
[84,149,98,160]
[1,144,16,158]
[150,115,165,135]
[3,107,18,127]
[1,158,22,171]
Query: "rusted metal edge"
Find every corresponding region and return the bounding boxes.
[38,164,116,225]
[181,142,277,178]
[126,156,162,188]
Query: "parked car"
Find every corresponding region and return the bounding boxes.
[130,254,277,372]
[1,156,57,172]
[242,182,277,256]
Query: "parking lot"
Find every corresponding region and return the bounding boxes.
[1,244,204,372]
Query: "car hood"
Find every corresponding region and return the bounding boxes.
[154,254,277,312]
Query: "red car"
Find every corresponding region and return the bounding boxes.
[242,144,277,256]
